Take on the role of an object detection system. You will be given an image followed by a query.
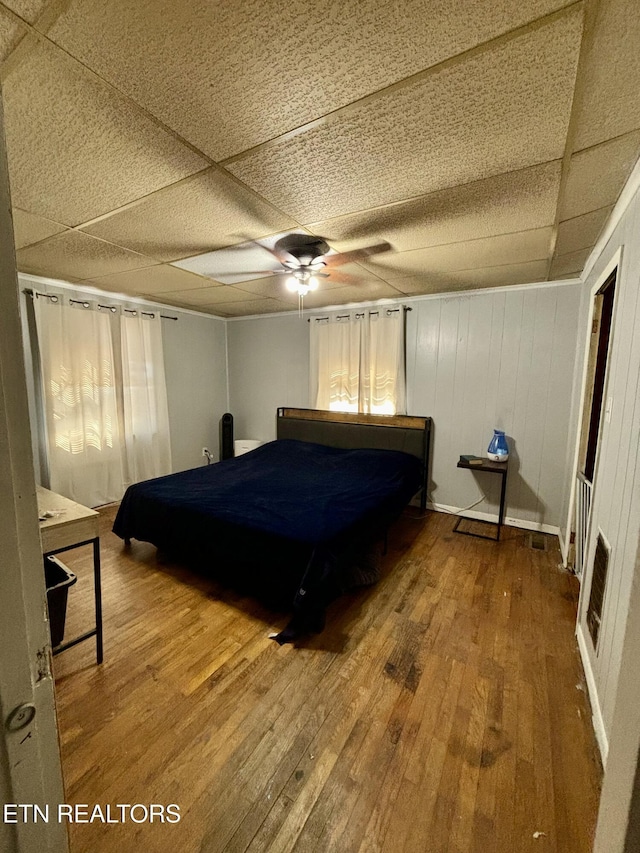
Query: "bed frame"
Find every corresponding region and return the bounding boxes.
[276,408,431,511]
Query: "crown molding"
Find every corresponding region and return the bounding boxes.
[225,277,582,322]
[18,273,227,321]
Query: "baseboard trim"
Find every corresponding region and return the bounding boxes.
[427,502,560,537]
[576,622,609,765]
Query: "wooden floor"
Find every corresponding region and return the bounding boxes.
[52,507,602,853]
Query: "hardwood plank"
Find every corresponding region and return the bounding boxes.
[52,508,601,853]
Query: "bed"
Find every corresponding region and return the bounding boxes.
[113,408,431,642]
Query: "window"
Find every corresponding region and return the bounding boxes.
[33,295,171,507]
[310,309,406,415]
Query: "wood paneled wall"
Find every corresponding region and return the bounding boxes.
[572,180,640,742]
[572,169,640,853]
[407,284,581,531]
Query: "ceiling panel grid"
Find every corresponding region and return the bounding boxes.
[0,0,638,314]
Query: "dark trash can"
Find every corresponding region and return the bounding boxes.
[44,555,77,647]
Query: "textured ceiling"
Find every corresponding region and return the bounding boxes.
[2,0,640,316]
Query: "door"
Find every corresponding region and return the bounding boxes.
[574,270,616,577]
[0,98,68,852]
[580,272,616,483]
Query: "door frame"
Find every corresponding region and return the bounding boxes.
[562,247,623,567]
[0,97,68,852]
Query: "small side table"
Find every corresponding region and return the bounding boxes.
[38,486,103,664]
[453,458,509,541]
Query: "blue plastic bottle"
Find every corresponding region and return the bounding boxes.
[487,429,509,462]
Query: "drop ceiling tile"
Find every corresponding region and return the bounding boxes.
[555,207,612,256]
[12,208,68,249]
[0,5,25,61]
[159,286,258,306]
[310,162,561,254]
[1,0,48,23]
[81,264,219,296]
[391,260,550,294]
[228,9,583,222]
[16,231,156,281]
[2,42,207,226]
[361,228,552,280]
[47,0,574,161]
[560,132,640,220]
[212,298,288,317]
[83,168,297,262]
[573,0,640,150]
[549,248,590,279]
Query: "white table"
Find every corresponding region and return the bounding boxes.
[38,486,103,664]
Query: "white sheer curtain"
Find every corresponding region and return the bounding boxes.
[33,296,172,507]
[34,297,124,507]
[311,308,406,415]
[120,312,172,487]
[312,315,362,412]
[361,310,406,414]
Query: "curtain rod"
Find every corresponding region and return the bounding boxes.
[23,288,59,303]
[22,289,178,320]
[124,308,178,320]
[308,306,411,322]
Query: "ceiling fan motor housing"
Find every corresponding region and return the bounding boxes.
[275,234,330,263]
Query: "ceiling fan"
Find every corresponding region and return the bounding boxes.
[239,233,392,297]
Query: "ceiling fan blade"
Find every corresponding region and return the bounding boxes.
[324,241,392,268]
[248,240,294,264]
[236,269,332,279]
[230,269,289,276]
[326,270,361,286]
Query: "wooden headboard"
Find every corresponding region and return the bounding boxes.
[276,407,431,511]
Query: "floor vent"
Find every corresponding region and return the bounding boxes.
[587,531,611,650]
[529,533,547,551]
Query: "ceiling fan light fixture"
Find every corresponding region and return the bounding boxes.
[286,272,317,296]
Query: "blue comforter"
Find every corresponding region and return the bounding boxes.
[115,438,420,543]
[113,439,421,639]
